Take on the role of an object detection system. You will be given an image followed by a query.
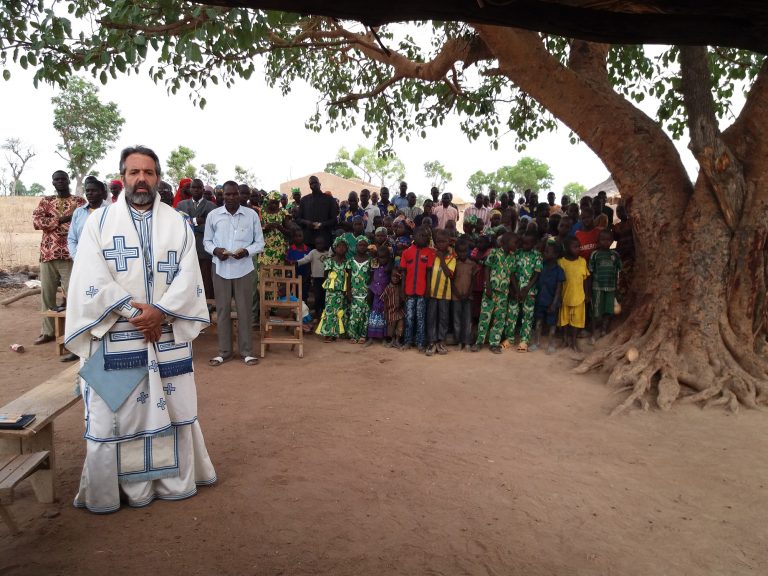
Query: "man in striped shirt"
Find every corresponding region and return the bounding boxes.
[463,193,491,228]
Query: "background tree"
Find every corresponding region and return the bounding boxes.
[27,182,45,196]
[166,146,197,183]
[198,162,218,186]
[423,160,453,192]
[466,170,492,197]
[234,165,259,189]
[1,138,35,196]
[466,158,553,198]
[51,77,124,194]
[325,145,405,187]
[324,159,357,180]
[5,5,768,410]
[496,157,553,196]
[562,182,588,201]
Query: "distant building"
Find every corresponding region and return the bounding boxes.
[280,172,380,202]
[587,176,621,205]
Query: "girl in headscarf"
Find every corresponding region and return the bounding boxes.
[260,190,288,266]
[316,236,350,342]
[347,236,372,343]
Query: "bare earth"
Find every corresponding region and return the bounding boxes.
[0,290,766,576]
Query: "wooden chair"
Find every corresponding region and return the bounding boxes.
[40,310,66,356]
[259,265,304,358]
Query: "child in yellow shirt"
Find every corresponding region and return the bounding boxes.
[558,236,590,352]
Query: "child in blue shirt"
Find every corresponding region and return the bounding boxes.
[287,228,311,303]
[531,240,565,353]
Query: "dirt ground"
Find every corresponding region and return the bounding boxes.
[0,289,766,576]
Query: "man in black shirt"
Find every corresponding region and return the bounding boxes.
[298,175,339,248]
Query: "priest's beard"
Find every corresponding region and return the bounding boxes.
[125,181,157,207]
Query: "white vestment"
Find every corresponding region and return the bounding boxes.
[65,191,216,513]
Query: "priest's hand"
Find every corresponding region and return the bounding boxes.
[129,302,164,342]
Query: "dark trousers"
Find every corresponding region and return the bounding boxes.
[427,298,450,344]
[404,295,427,347]
[452,298,473,345]
[199,257,214,300]
[312,277,326,320]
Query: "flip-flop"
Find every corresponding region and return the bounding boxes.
[243,356,259,366]
[209,356,225,366]
[517,342,529,353]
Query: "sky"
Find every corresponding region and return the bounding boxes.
[0,52,700,202]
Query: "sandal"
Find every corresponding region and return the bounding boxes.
[243,356,259,366]
[209,356,226,367]
[517,342,529,353]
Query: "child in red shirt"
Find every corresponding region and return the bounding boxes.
[399,227,435,351]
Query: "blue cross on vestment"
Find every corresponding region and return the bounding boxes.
[103,236,140,272]
[136,391,149,404]
[157,398,167,411]
[148,360,159,373]
[163,383,176,396]
[85,286,99,298]
[196,285,203,297]
[157,251,180,285]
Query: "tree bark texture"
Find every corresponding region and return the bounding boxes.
[473,25,768,411]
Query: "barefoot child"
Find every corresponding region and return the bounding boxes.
[366,245,392,345]
[451,237,478,351]
[382,269,405,347]
[347,237,372,343]
[316,237,350,342]
[588,229,621,341]
[472,232,517,354]
[558,236,590,351]
[531,240,565,353]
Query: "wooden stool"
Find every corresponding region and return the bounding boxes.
[0,451,50,534]
[40,311,66,356]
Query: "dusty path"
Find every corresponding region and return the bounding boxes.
[0,292,766,575]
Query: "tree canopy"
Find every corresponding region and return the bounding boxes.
[166,145,197,182]
[324,145,405,187]
[465,157,553,198]
[51,77,124,193]
[423,160,452,192]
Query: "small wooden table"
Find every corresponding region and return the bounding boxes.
[0,364,81,503]
[40,310,66,356]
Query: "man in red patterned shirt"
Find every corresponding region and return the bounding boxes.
[32,170,85,346]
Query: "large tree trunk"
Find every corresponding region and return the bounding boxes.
[473,25,768,412]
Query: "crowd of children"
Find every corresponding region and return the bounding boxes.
[255,188,630,355]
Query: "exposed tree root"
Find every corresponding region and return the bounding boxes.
[574,304,768,415]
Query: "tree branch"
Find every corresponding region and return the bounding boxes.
[680,45,744,231]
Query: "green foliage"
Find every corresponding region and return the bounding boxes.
[234,165,259,188]
[198,162,218,186]
[562,181,588,200]
[0,3,763,148]
[27,182,45,196]
[465,157,553,197]
[325,145,405,187]
[51,77,124,192]
[423,160,452,191]
[166,145,197,183]
[324,160,356,180]
[12,180,44,196]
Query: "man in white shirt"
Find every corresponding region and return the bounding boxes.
[204,181,265,366]
[359,188,381,233]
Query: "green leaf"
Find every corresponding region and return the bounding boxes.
[99,70,107,84]
[2,70,10,81]
[133,34,146,46]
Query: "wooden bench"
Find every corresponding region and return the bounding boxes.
[40,310,66,356]
[0,451,50,534]
[0,364,82,519]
